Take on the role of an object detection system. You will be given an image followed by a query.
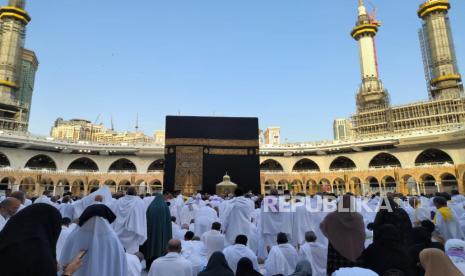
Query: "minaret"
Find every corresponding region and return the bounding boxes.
[351,0,389,112]
[418,0,463,99]
[0,0,31,131]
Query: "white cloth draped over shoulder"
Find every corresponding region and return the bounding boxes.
[201,229,226,260]
[56,225,73,260]
[126,253,143,276]
[264,243,299,276]
[436,208,464,241]
[72,186,113,218]
[148,252,193,276]
[112,195,148,254]
[34,195,56,206]
[292,204,314,246]
[58,203,75,220]
[299,242,327,276]
[221,196,255,245]
[194,205,218,237]
[223,244,259,273]
[59,217,128,276]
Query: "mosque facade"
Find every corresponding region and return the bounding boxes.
[0,0,464,196]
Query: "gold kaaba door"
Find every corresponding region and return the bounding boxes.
[175,146,203,195]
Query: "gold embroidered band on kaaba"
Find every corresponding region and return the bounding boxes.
[165,138,259,147]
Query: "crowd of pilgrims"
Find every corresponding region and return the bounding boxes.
[1,187,465,276]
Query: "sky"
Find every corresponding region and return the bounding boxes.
[24,0,465,142]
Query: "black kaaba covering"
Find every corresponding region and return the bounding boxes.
[164,116,260,194]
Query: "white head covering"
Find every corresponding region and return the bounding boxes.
[72,186,112,218]
[59,217,128,276]
[446,239,465,274]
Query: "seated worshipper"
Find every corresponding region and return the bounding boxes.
[408,226,444,276]
[195,203,219,237]
[373,195,413,245]
[126,252,144,276]
[223,235,260,273]
[236,257,263,276]
[148,239,193,276]
[56,217,73,260]
[420,248,462,276]
[445,239,465,274]
[58,195,75,220]
[408,197,431,226]
[172,216,184,240]
[198,251,234,276]
[142,193,172,268]
[320,195,365,275]
[0,197,21,231]
[201,222,226,260]
[112,187,148,254]
[289,260,312,276]
[0,203,81,276]
[298,231,327,276]
[182,231,207,275]
[60,204,128,276]
[222,189,255,246]
[362,224,413,275]
[265,232,299,276]
[433,196,464,241]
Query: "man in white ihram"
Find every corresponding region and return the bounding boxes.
[223,235,259,273]
[148,239,193,276]
[201,222,226,260]
[299,231,327,276]
[112,187,147,254]
[265,232,299,276]
[221,188,255,245]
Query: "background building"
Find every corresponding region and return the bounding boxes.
[264,127,281,145]
[333,118,353,141]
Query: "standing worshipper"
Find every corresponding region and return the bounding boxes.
[180,198,198,226]
[264,232,299,276]
[194,203,219,237]
[222,188,255,245]
[112,187,148,254]
[0,204,80,276]
[298,231,327,276]
[148,239,193,276]
[236,257,263,276]
[0,197,21,231]
[291,196,313,246]
[434,196,464,241]
[320,195,365,275]
[373,195,413,245]
[60,204,127,276]
[198,251,234,276]
[56,217,73,260]
[445,239,465,274]
[420,248,462,276]
[142,193,172,268]
[362,224,413,275]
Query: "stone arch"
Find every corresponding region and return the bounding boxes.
[119,179,132,192]
[148,179,163,193]
[71,179,85,195]
[307,179,318,193]
[147,159,164,172]
[415,149,454,166]
[88,179,100,190]
[329,156,356,171]
[382,175,397,192]
[350,177,362,195]
[108,158,137,172]
[67,157,99,172]
[39,177,54,193]
[367,176,380,194]
[369,153,401,168]
[0,176,15,184]
[260,159,284,172]
[332,177,346,195]
[291,179,304,193]
[104,180,117,193]
[292,158,320,172]
[56,179,70,195]
[0,152,10,167]
[420,174,437,195]
[264,179,275,192]
[440,173,458,193]
[277,179,289,191]
[20,177,35,194]
[25,154,57,171]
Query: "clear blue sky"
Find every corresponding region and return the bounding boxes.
[25,0,465,142]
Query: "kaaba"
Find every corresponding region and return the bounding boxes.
[164,116,260,194]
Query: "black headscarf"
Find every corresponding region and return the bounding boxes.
[362,224,414,276]
[236,257,263,276]
[0,203,62,276]
[78,204,116,226]
[199,252,234,276]
[373,197,413,245]
[408,227,444,276]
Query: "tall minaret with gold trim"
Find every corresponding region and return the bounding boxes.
[0,0,32,131]
[351,0,389,112]
[418,0,463,99]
